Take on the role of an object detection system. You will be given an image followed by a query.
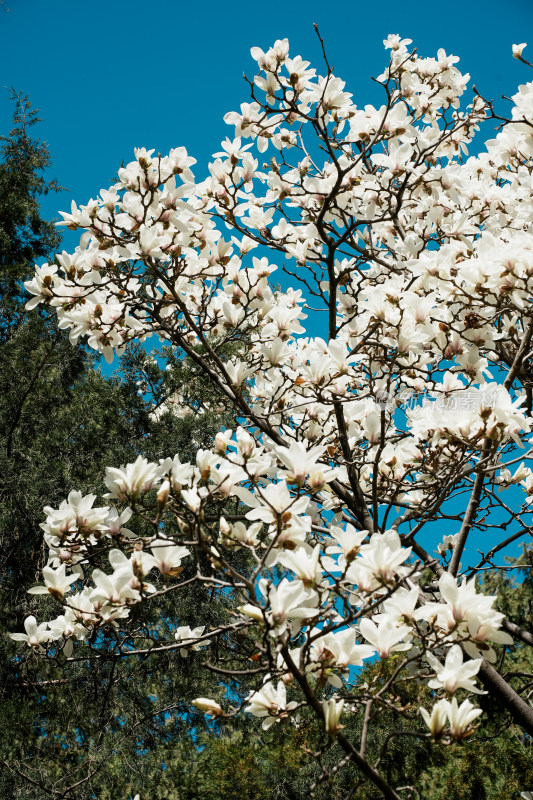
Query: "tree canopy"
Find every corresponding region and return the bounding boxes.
[7,34,533,799]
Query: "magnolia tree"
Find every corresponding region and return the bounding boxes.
[14,32,533,799]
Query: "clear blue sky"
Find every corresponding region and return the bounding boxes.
[1,0,532,228]
[2,1,531,566]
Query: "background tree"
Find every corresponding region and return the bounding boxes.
[0,93,242,800]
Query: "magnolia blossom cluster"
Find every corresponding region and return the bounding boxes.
[14,33,533,796]
[12,430,511,721]
[22,39,533,516]
[420,697,482,741]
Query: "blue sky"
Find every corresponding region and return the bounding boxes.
[2,1,532,567]
[1,0,532,230]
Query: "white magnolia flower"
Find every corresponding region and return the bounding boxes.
[273,441,329,485]
[420,699,449,739]
[447,697,483,739]
[245,481,309,525]
[28,565,79,600]
[359,617,412,659]
[240,577,318,635]
[426,645,484,694]
[10,616,50,648]
[322,698,345,736]
[174,625,211,656]
[192,698,223,717]
[420,697,482,740]
[353,530,412,587]
[90,567,143,607]
[105,456,164,500]
[150,539,190,575]
[41,490,109,541]
[311,628,375,686]
[181,487,204,513]
[278,545,323,588]
[245,679,297,729]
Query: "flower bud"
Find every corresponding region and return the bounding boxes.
[215,432,229,454]
[192,698,223,717]
[156,480,170,506]
[322,698,345,737]
[219,516,231,535]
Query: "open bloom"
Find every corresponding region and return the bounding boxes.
[41,490,109,541]
[245,679,298,729]
[244,481,310,526]
[273,441,330,485]
[150,539,190,575]
[174,625,211,656]
[28,564,79,600]
[10,616,50,649]
[359,617,412,659]
[426,645,484,694]
[240,577,318,635]
[350,530,412,588]
[447,697,483,739]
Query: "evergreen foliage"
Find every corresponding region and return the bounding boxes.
[0,92,234,799]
